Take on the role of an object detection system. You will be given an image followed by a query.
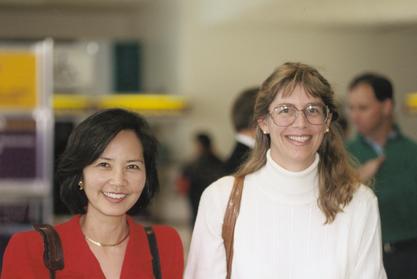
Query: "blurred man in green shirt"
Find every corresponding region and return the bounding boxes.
[346,73,417,279]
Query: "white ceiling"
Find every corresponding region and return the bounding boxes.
[199,0,417,27]
[0,0,148,8]
[1,0,416,27]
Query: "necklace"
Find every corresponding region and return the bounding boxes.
[84,230,130,247]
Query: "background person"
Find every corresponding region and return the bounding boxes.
[346,73,417,279]
[177,132,224,226]
[224,87,259,174]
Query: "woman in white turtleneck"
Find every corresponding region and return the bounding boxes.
[184,63,387,279]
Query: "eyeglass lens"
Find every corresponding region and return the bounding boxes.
[270,104,328,126]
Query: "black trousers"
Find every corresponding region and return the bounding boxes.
[383,239,417,279]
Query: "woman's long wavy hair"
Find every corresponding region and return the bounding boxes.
[235,62,360,224]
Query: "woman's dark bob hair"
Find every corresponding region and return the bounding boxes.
[58,108,159,214]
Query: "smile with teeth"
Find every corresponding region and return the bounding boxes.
[287,135,311,143]
[103,191,128,200]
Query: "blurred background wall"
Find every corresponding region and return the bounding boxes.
[1,0,416,161]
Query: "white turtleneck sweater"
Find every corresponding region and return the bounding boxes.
[184,152,386,279]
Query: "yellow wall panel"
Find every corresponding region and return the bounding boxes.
[0,52,37,109]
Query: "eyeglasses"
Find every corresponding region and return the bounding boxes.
[269,103,330,127]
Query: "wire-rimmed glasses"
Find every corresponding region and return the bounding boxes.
[269,103,330,127]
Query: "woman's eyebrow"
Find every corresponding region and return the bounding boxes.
[127,159,144,163]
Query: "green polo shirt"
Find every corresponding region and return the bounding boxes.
[347,129,417,243]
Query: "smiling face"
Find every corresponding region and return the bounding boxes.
[258,86,331,171]
[82,129,146,219]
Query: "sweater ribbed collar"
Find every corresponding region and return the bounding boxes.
[255,150,319,205]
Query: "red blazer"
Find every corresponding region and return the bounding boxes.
[1,215,184,278]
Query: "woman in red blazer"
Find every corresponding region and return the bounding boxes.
[1,109,184,279]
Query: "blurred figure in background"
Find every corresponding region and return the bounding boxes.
[224,87,259,174]
[177,132,224,226]
[346,73,417,279]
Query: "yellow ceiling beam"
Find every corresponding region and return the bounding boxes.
[53,93,188,115]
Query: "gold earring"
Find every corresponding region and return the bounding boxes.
[78,180,84,190]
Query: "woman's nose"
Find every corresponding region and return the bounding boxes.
[110,167,126,187]
[291,110,308,128]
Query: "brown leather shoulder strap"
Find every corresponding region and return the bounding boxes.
[222,176,244,279]
[33,224,64,279]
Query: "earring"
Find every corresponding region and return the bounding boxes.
[325,127,330,133]
[78,180,84,190]
[263,130,268,134]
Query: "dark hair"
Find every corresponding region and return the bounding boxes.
[58,108,159,214]
[348,73,394,102]
[195,133,212,152]
[231,87,259,131]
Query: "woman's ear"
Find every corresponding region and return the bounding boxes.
[257,117,269,134]
[326,113,333,127]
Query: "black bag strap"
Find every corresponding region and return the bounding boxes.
[145,226,162,279]
[33,224,65,279]
[34,223,161,279]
